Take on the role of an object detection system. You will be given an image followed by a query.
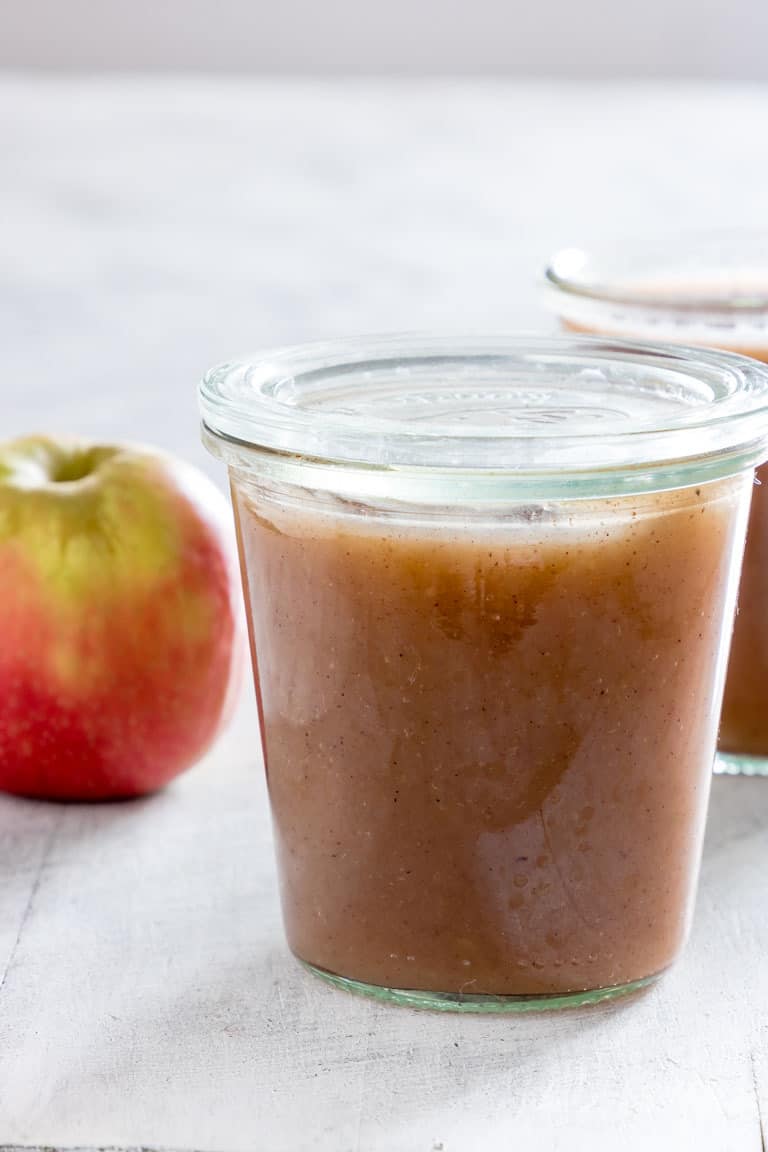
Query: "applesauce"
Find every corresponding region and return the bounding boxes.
[546,233,768,772]
[201,335,768,1010]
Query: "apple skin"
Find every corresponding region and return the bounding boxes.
[0,437,243,800]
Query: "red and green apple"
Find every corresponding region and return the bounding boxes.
[0,437,243,800]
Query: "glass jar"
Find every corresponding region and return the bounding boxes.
[200,334,768,1012]
[545,231,768,774]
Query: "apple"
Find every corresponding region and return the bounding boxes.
[0,436,243,800]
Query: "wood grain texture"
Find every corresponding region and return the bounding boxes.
[0,77,767,1152]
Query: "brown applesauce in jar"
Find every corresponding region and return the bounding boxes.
[720,458,768,756]
[233,477,745,996]
[201,335,768,1009]
[546,237,768,768]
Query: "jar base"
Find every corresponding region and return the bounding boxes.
[715,752,768,777]
[301,962,661,1014]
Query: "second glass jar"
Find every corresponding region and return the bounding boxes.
[545,231,768,773]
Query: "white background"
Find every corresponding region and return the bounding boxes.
[1,0,768,80]
[2,0,768,1143]
[2,81,768,1149]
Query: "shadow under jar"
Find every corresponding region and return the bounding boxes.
[200,335,768,1012]
[545,231,768,774]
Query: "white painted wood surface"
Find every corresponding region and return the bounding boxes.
[1,77,767,1151]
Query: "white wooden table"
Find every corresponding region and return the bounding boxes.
[1,77,767,1152]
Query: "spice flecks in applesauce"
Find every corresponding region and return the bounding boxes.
[235,477,746,995]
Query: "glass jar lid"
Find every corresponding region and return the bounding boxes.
[200,334,768,499]
[545,229,768,349]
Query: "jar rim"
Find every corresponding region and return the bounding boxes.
[199,333,768,496]
[545,229,768,315]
